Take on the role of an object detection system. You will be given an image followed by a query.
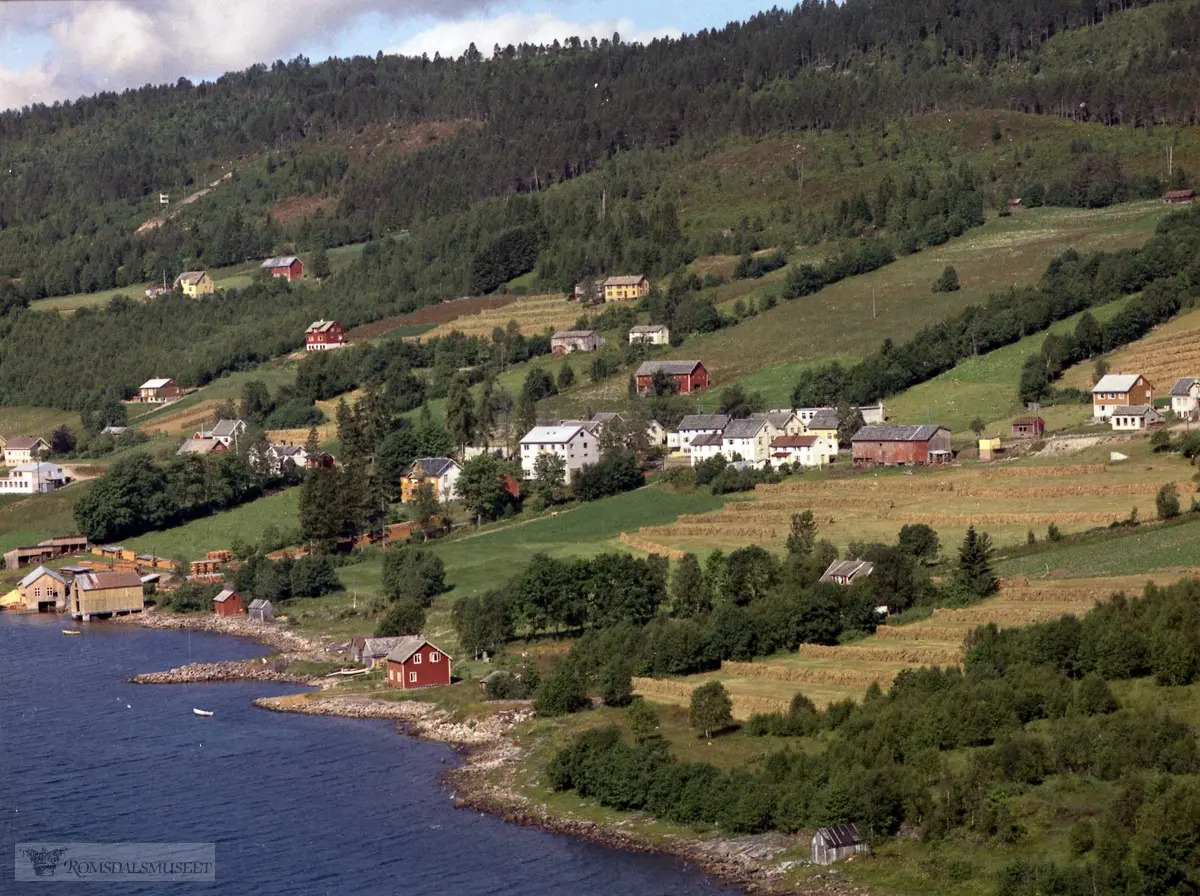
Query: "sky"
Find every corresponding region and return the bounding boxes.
[0,0,769,112]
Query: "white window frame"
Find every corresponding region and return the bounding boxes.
[413,653,421,664]
[430,652,440,663]
[409,671,417,683]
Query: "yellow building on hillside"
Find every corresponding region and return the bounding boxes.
[602,275,651,302]
[175,270,215,297]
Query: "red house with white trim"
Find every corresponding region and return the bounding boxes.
[305,320,346,351]
[634,360,709,395]
[385,636,452,689]
[213,588,244,616]
[262,256,304,281]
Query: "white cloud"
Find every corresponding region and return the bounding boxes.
[392,12,677,58]
[0,63,62,114]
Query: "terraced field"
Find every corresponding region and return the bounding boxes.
[635,454,1192,555]
[419,293,580,340]
[1060,305,1200,393]
[636,573,1184,718]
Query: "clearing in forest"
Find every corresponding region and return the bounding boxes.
[419,293,580,341]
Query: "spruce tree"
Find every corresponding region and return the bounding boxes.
[958,525,997,596]
[445,373,476,454]
[311,247,331,279]
[670,553,711,617]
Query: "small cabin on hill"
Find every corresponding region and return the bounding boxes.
[174,271,214,297]
[1011,417,1045,439]
[820,559,874,586]
[138,378,181,403]
[213,588,243,616]
[305,320,346,351]
[635,360,708,395]
[628,324,669,346]
[262,256,304,281]
[811,824,869,865]
[550,330,603,355]
[1163,189,1196,205]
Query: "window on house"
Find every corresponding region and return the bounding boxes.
[409,672,417,683]
[413,653,421,664]
[34,588,40,597]
[430,652,440,662]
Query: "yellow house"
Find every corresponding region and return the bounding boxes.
[804,410,840,454]
[978,435,1002,460]
[20,566,67,611]
[400,457,461,503]
[70,570,144,620]
[175,270,215,297]
[602,275,651,302]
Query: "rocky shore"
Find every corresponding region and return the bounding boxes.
[118,609,331,655]
[130,660,317,686]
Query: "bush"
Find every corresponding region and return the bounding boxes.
[375,597,426,636]
[534,661,589,716]
[689,680,733,738]
[931,265,961,293]
[1156,482,1181,520]
[1068,820,1095,856]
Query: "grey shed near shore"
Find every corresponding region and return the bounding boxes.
[811,823,869,865]
[248,599,274,622]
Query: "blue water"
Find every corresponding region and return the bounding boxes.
[0,614,740,895]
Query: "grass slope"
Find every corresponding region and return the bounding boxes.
[122,487,301,558]
[0,481,93,555]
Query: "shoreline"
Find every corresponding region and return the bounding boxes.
[119,610,855,895]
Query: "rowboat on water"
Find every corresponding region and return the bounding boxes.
[61,629,80,635]
[192,709,213,717]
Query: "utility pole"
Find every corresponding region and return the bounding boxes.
[871,284,877,319]
[1169,144,1174,178]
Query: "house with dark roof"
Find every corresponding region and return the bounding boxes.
[385,637,452,689]
[602,275,651,301]
[721,415,777,465]
[770,434,835,468]
[1110,405,1164,432]
[3,436,51,464]
[174,270,214,297]
[628,324,669,345]
[138,378,181,403]
[851,425,952,467]
[1092,373,1153,420]
[1011,416,1045,439]
[248,599,274,622]
[358,636,411,669]
[1170,377,1200,419]
[820,559,875,586]
[1163,189,1196,205]
[402,457,461,503]
[764,410,804,436]
[197,419,246,447]
[635,360,708,394]
[811,823,869,865]
[669,414,729,456]
[262,256,304,281]
[550,329,603,355]
[688,430,725,465]
[176,437,228,457]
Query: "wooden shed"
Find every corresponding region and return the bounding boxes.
[248,599,274,622]
[811,823,869,865]
[1011,417,1044,439]
[851,425,952,467]
[213,588,244,616]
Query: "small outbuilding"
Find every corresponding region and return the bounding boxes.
[213,588,244,616]
[1163,189,1196,205]
[811,823,869,865]
[635,360,709,395]
[1110,405,1164,432]
[248,599,274,622]
[1011,417,1045,439]
[820,559,874,586]
[20,566,68,611]
[262,256,304,281]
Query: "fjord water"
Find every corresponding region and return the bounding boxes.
[0,614,738,895]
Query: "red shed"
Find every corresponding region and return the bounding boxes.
[1010,417,1045,439]
[213,587,243,616]
[634,360,708,394]
[262,256,304,281]
[851,424,952,467]
[385,636,452,689]
[305,319,346,351]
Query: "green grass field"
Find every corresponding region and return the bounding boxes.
[996,514,1200,579]
[0,481,93,556]
[122,487,301,558]
[0,406,79,440]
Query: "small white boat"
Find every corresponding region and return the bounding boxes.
[192,708,213,717]
[61,629,80,635]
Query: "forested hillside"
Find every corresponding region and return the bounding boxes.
[3,0,1200,302]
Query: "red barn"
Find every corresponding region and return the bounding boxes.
[213,588,243,616]
[634,360,708,395]
[851,424,952,467]
[385,637,452,689]
[305,319,346,351]
[262,256,304,281]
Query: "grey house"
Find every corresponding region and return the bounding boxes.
[248,599,274,622]
[811,823,869,865]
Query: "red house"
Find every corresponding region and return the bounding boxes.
[385,636,452,689]
[305,319,346,351]
[1010,417,1045,439]
[634,360,709,395]
[262,256,304,281]
[212,588,243,616]
[851,424,953,467]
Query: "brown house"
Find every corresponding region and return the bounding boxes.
[635,360,709,394]
[851,424,952,467]
[19,566,68,611]
[1011,417,1045,439]
[213,588,244,616]
[1092,373,1154,420]
[1163,189,1196,204]
[70,570,144,620]
[138,378,181,403]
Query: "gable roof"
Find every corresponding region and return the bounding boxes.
[384,636,452,664]
[851,424,947,442]
[207,419,245,439]
[629,324,668,334]
[20,566,66,588]
[604,275,648,286]
[1170,377,1200,397]
[213,588,240,603]
[677,414,730,432]
[262,256,300,268]
[821,559,875,582]
[807,410,839,431]
[10,462,63,475]
[520,424,586,444]
[1092,373,1143,394]
[551,329,598,339]
[410,457,459,478]
[1112,405,1162,418]
[771,434,820,448]
[76,570,144,591]
[4,436,49,451]
[306,320,341,334]
[361,636,408,658]
[815,823,865,848]
[248,599,272,610]
[723,416,770,440]
[636,359,703,377]
[765,411,797,430]
[140,378,174,390]
[174,271,208,285]
[1164,189,1196,200]
[590,412,621,425]
[690,431,724,448]
[176,438,223,456]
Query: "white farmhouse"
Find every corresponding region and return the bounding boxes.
[1110,405,1164,432]
[1092,373,1153,421]
[668,414,730,456]
[0,462,67,495]
[628,324,669,346]
[721,415,778,465]
[519,424,599,480]
[769,434,836,468]
[1170,377,1200,419]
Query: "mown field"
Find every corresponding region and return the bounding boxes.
[0,480,93,556]
[1059,303,1200,393]
[122,487,301,558]
[419,293,580,341]
[635,439,1190,555]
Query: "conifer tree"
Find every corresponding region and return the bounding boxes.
[958,525,997,596]
[445,373,476,454]
[670,553,711,617]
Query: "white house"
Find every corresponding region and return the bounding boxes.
[791,403,885,426]
[196,419,246,447]
[820,559,875,585]
[519,424,599,480]
[1092,374,1153,421]
[668,414,730,456]
[769,434,836,468]
[688,431,725,466]
[1170,377,1200,419]
[764,410,805,437]
[3,436,51,464]
[403,457,462,502]
[721,415,778,465]
[550,330,603,355]
[0,462,66,494]
[628,324,669,346]
[1110,405,1164,432]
